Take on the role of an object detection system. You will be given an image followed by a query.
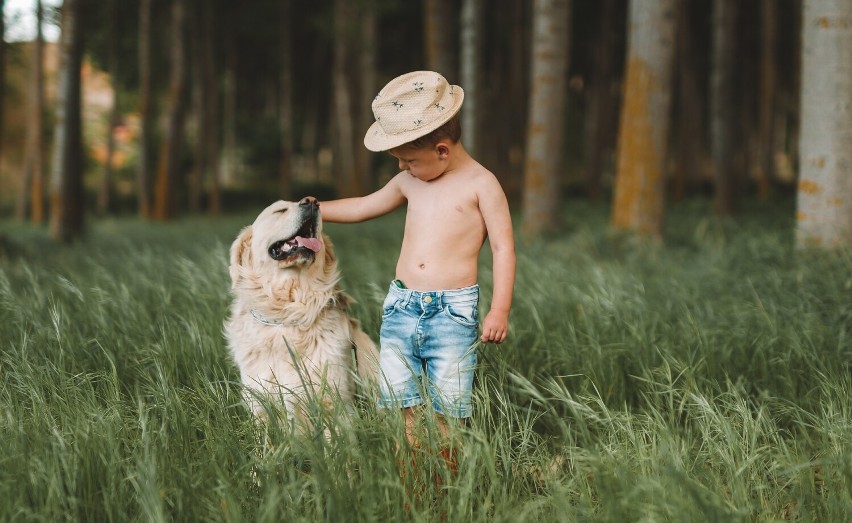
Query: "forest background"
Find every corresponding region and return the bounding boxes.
[0,1,851,519]
[0,0,848,249]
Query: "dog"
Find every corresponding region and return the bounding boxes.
[225,196,378,429]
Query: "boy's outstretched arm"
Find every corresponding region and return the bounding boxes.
[319,175,406,223]
[478,176,516,344]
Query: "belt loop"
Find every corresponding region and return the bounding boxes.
[437,291,444,309]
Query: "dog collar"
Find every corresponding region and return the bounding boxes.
[249,308,293,326]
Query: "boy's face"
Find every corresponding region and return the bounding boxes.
[388,143,449,182]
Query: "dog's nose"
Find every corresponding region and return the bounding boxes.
[299,196,318,208]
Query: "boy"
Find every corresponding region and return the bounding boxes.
[319,71,515,445]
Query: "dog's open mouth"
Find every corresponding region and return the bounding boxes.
[268,219,322,260]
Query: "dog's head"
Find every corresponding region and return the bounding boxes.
[229,197,336,291]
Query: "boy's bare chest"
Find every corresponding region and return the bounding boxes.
[405,186,479,223]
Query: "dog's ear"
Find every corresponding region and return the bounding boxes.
[321,233,336,267]
[229,225,253,287]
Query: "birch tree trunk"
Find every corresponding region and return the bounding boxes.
[522,0,570,237]
[796,0,852,248]
[49,0,85,242]
[611,0,676,236]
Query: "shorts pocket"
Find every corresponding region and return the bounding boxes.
[443,300,478,327]
[381,293,399,319]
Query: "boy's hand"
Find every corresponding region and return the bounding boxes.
[480,309,509,344]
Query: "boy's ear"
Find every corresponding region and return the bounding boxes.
[436,143,450,158]
[229,226,253,287]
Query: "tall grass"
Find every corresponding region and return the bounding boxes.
[1,199,850,521]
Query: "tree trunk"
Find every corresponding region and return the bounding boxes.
[49,0,85,242]
[278,0,294,200]
[19,0,45,223]
[188,0,204,213]
[757,0,777,199]
[424,0,457,80]
[153,0,188,221]
[98,0,119,216]
[710,0,736,215]
[460,0,482,157]
[796,0,852,249]
[137,0,154,218]
[332,0,358,197]
[583,0,619,201]
[673,0,701,202]
[220,30,237,188]
[356,2,377,194]
[522,0,570,237]
[611,0,676,237]
[202,4,220,215]
[0,0,5,199]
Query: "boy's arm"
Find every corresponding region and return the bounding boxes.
[478,175,516,344]
[319,174,406,223]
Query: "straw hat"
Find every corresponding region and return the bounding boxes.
[363,71,464,152]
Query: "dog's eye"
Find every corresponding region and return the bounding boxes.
[274,207,288,214]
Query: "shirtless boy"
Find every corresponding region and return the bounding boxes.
[319,71,515,445]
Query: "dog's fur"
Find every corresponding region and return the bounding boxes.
[225,198,378,427]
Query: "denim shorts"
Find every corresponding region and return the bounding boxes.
[377,282,479,418]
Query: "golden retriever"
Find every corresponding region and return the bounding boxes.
[225,197,378,429]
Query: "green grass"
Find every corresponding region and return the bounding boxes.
[1,199,850,521]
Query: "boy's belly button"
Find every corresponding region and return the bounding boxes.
[419,263,425,269]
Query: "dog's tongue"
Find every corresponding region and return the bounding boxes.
[295,236,322,252]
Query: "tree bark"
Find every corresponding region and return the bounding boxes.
[356,1,377,194]
[796,0,852,248]
[460,0,483,157]
[98,0,119,216]
[49,0,85,242]
[19,0,45,223]
[202,4,220,215]
[137,0,154,218]
[0,0,5,164]
[278,0,294,200]
[583,0,619,201]
[709,0,736,215]
[188,0,204,213]
[522,0,571,237]
[673,0,702,202]
[424,0,457,80]
[332,0,358,197]
[757,0,777,199]
[220,28,237,189]
[153,0,188,221]
[611,0,676,237]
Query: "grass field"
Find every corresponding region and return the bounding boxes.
[1,198,850,521]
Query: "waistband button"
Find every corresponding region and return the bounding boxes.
[424,296,433,304]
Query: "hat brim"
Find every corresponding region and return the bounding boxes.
[363,86,464,152]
